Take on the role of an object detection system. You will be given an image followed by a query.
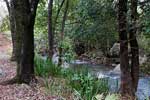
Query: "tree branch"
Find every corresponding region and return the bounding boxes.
[53,0,65,32]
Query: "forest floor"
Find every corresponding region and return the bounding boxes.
[0,33,56,100]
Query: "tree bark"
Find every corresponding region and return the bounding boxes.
[48,0,54,60]
[129,0,139,92]
[4,0,17,61]
[10,0,39,84]
[118,0,133,96]
[18,0,39,84]
[12,0,23,64]
[58,0,69,66]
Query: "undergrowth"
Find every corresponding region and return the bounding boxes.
[34,54,109,100]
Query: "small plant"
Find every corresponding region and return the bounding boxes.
[58,37,75,63]
[69,70,109,100]
[34,54,62,77]
[34,54,109,100]
[105,94,119,100]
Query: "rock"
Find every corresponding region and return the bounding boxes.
[110,55,147,75]
[109,64,121,75]
[52,53,59,64]
[110,43,120,57]
[52,53,70,68]
[139,55,147,65]
[111,64,117,67]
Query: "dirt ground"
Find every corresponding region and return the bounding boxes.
[0,33,53,100]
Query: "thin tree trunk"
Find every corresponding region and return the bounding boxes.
[118,0,133,96]
[53,0,65,33]
[130,0,139,92]
[48,0,54,60]
[12,0,23,65]
[4,0,17,61]
[58,0,69,66]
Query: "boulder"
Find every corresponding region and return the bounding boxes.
[109,64,121,75]
[110,43,120,57]
[139,55,147,65]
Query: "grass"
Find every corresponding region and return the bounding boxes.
[34,54,62,77]
[34,54,109,100]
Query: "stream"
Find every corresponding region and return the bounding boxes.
[70,60,150,100]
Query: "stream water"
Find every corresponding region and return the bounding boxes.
[70,60,150,100]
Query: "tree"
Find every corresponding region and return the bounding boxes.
[18,0,39,84]
[129,0,139,93]
[58,0,69,66]
[118,0,133,97]
[2,0,39,84]
[4,0,17,61]
[70,0,117,55]
[48,0,54,60]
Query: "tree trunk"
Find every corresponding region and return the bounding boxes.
[4,0,17,61]
[12,0,23,64]
[118,0,133,96]
[10,0,39,84]
[58,0,69,66]
[48,0,54,60]
[129,0,139,92]
[19,0,39,84]
[53,0,65,33]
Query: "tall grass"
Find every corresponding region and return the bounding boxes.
[69,70,108,100]
[34,54,62,77]
[34,54,109,100]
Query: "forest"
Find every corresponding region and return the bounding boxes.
[0,0,150,100]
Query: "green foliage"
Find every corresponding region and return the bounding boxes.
[70,0,117,54]
[58,37,75,62]
[34,54,62,77]
[140,61,150,75]
[138,34,150,54]
[34,55,108,100]
[94,93,119,100]
[34,0,118,56]
[42,77,72,98]
[34,0,48,51]
[69,71,109,100]
[105,94,119,100]
[0,16,10,32]
[138,3,150,57]
[140,4,150,38]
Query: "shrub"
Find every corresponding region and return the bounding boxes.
[34,54,62,77]
[34,54,109,100]
[69,71,109,100]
